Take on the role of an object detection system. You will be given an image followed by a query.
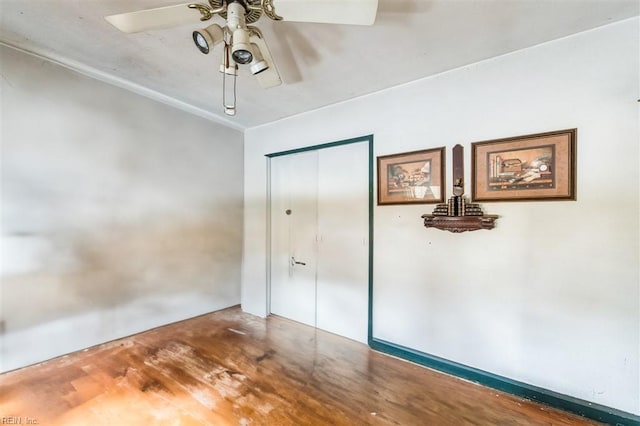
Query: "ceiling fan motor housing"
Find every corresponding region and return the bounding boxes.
[226,1,248,30]
[212,0,264,24]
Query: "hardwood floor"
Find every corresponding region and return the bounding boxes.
[0,306,600,425]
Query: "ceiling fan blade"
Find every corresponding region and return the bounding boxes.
[251,34,282,89]
[105,3,202,33]
[273,0,378,25]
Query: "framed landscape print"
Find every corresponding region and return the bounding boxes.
[377,147,445,205]
[471,129,576,202]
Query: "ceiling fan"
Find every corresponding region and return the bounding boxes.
[105,0,379,116]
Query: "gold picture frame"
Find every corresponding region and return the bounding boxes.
[377,147,445,205]
[471,129,576,202]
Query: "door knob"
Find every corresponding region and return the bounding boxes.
[291,256,306,266]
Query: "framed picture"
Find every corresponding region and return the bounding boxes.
[377,147,445,205]
[471,129,576,202]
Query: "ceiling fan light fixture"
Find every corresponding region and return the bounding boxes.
[249,43,268,75]
[192,24,224,54]
[232,48,253,64]
[250,60,268,75]
[231,28,253,64]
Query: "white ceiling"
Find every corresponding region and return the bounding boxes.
[1,0,638,130]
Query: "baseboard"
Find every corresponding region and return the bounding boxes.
[369,338,640,426]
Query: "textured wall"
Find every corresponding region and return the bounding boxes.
[243,19,639,415]
[0,45,244,371]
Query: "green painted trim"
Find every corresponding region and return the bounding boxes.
[363,135,376,344]
[369,338,639,425]
[265,135,374,158]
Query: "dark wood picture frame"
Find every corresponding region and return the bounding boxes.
[377,147,445,205]
[471,129,577,202]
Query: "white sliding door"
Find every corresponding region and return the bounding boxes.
[269,141,369,343]
[270,150,319,327]
[316,142,369,342]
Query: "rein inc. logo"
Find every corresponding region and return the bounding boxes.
[1,416,38,424]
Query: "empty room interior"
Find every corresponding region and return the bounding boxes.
[1,0,639,424]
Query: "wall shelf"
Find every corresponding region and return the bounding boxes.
[421,214,498,233]
[422,145,498,233]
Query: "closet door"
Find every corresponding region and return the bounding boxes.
[316,142,369,343]
[269,141,369,342]
[269,151,318,327]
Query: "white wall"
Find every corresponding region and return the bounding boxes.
[0,45,244,371]
[242,19,639,415]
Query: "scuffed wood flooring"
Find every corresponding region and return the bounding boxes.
[0,306,600,425]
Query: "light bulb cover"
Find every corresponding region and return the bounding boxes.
[231,28,253,64]
[232,48,253,64]
[249,43,269,75]
[250,60,268,75]
[192,24,223,54]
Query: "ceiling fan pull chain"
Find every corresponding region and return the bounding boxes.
[222,43,238,116]
[222,72,237,116]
